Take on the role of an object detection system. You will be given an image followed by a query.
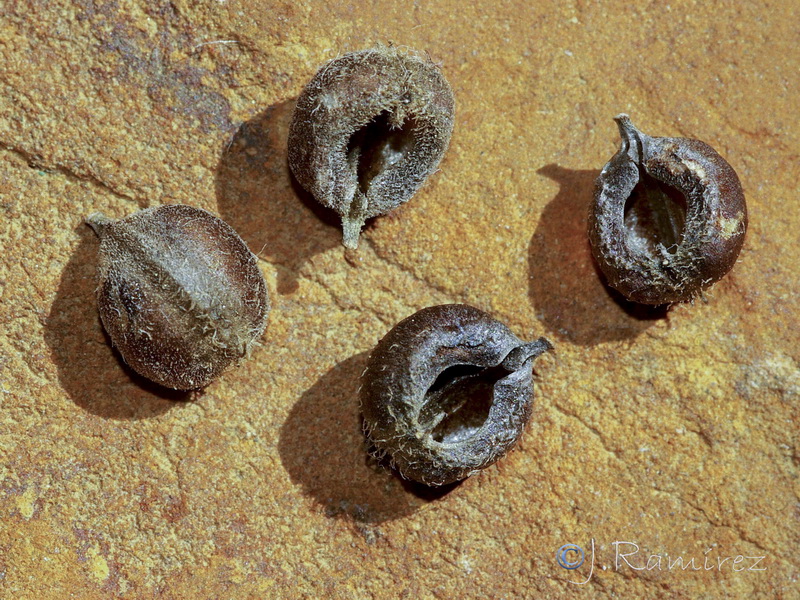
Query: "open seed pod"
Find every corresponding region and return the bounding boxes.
[361,304,552,486]
[589,114,747,304]
[87,204,269,390]
[288,46,455,249]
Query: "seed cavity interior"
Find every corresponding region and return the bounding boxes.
[420,363,503,445]
[623,166,688,257]
[347,111,418,198]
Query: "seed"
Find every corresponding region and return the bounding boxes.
[360,304,552,487]
[86,204,270,390]
[288,46,455,249]
[589,114,747,304]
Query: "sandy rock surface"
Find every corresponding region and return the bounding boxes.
[1,1,797,598]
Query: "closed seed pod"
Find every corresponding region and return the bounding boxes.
[288,46,455,249]
[589,114,747,304]
[361,304,552,487]
[86,204,270,390]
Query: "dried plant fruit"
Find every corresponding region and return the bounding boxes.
[86,204,269,390]
[288,46,455,249]
[361,304,552,486]
[589,114,747,304]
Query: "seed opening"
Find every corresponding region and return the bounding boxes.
[420,364,506,444]
[623,169,688,255]
[346,111,416,196]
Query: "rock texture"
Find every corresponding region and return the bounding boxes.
[0,1,797,598]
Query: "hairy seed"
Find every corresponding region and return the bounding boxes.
[589,114,747,304]
[87,204,270,390]
[361,304,552,486]
[288,46,455,249]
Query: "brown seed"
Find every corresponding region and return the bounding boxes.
[288,46,455,249]
[589,115,747,304]
[86,204,270,390]
[361,304,552,487]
